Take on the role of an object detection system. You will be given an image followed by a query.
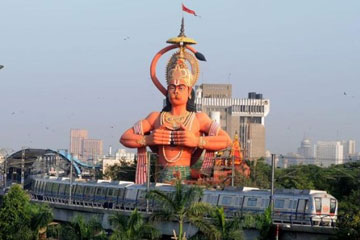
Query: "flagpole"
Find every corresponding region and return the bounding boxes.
[181,2,184,18]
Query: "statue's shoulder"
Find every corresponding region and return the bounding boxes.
[145,112,161,125]
[195,112,211,122]
[146,111,161,120]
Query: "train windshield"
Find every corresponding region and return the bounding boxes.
[315,197,322,213]
[330,198,336,214]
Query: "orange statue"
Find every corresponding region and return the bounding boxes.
[231,132,250,177]
[120,19,231,183]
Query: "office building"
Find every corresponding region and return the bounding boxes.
[83,139,103,163]
[70,129,88,159]
[342,140,356,161]
[315,141,343,167]
[70,129,103,162]
[195,84,270,160]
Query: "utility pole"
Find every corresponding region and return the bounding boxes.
[231,155,235,187]
[146,152,151,213]
[3,155,7,189]
[69,153,73,205]
[270,154,276,214]
[21,148,25,188]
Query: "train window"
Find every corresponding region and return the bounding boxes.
[330,199,336,214]
[84,187,90,195]
[221,196,233,205]
[108,188,113,197]
[275,199,285,209]
[289,200,297,209]
[71,185,76,194]
[247,198,257,207]
[235,197,242,206]
[207,195,219,204]
[34,180,39,191]
[96,188,102,195]
[114,189,120,198]
[52,183,59,194]
[76,186,83,194]
[138,190,147,200]
[46,183,52,192]
[59,184,65,194]
[64,185,70,194]
[262,199,269,208]
[315,197,321,212]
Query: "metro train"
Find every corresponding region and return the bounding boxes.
[29,177,337,227]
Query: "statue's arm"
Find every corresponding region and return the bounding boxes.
[120,112,171,148]
[119,112,158,148]
[197,113,232,151]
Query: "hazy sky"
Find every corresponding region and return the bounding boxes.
[1,0,359,155]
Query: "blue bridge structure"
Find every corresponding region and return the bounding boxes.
[2,148,101,188]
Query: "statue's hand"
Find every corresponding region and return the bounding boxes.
[172,124,199,148]
[146,127,171,146]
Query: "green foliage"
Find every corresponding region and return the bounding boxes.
[60,215,107,240]
[109,208,160,240]
[235,159,271,189]
[104,161,136,181]
[335,189,360,239]
[147,180,215,240]
[255,207,273,240]
[209,207,244,240]
[0,184,53,240]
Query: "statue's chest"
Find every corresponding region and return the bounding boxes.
[157,112,198,132]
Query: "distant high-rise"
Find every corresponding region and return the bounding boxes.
[195,84,270,160]
[70,129,88,159]
[83,139,103,163]
[315,141,343,167]
[342,140,356,161]
[70,129,103,162]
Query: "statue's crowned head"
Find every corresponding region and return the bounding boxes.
[166,49,199,88]
[150,17,205,111]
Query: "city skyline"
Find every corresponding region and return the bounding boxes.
[1,1,359,154]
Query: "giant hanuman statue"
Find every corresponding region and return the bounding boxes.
[120,19,231,183]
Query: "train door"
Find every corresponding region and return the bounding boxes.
[296,199,308,221]
[322,197,330,216]
[314,197,322,215]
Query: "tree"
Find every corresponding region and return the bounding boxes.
[255,207,273,240]
[109,208,160,240]
[60,215,107,240]
[104,161,136,181]
[235,158,271,189]
[209,207,244,240]
[147,180,216,240]
[29,203,53,239]
[336,189,360,239]
[0,184,53,240]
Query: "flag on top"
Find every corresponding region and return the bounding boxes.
[182,3,197,16]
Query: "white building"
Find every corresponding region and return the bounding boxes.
[342,140,356,162]
[115,149,135,164]
[102,149,135,175]
[315,141,343,167]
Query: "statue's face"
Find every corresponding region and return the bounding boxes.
[168,79,191,106]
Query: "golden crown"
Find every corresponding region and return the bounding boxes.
[166,50,199,87]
